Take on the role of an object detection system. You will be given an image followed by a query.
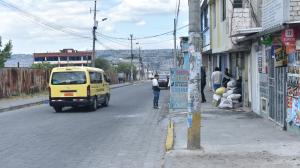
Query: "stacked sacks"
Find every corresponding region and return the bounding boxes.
[212,87,226,107]
[218,80,242,109]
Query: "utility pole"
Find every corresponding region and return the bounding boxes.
[130,34,134,82]
[187,0,202,150]
[138,46,142,80]
[173,18,177,67]
[174,0,181,67]
[91,0,97,67]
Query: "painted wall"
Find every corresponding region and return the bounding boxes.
[210,0,233,53]
[262,0,289,30]
[210,0,253,53]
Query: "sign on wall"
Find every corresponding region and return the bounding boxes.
[169,68,189,109]
[282,28,298,54]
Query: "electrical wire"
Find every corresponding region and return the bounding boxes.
[0,0,92,40]
[96,32,130,46]
[96,24,189,41]
[0,0,188,49]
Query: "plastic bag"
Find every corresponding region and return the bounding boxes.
[212,94,221,107]
[227,80,237,88]
[213,94,221,101]
[227,94,241,100]
[218,98,233,109]
[215,87,226,95]
[223,90,234,98]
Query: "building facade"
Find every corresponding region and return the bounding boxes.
[33,49,92,67]
[229,0,300,133]
[201,0,259,107]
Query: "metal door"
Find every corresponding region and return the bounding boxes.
[274,67,287,128]
[268,48,287,128]
[268,48,275,121]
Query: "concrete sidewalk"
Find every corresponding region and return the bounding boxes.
[164,90,300,168]
[0,82,136,112]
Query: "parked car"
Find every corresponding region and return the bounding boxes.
[158,74,169,88]
[49,66,111,112]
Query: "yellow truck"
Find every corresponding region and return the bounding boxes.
[49,66,110,112]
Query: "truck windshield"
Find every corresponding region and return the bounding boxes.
[51,71,86,85]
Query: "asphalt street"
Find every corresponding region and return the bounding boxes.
[0,82,168,168]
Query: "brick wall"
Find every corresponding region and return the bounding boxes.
[232,8,251,34]
[290,0,300,21]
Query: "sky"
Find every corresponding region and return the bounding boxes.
[0,0,189,54]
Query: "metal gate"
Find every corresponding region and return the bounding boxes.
[274,67,287,128]
[268,50,287,128]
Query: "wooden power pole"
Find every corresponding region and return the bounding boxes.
[130,34,134,82]
[91,0,97,67]
[187,0,202,150]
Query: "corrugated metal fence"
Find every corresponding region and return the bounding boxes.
[0,68,50,98]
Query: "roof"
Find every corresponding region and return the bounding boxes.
[51,66,104,73]
[34,51,92,58]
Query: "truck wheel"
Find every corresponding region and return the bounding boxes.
[102,95,109,107]
[54,106,62,113]
[90,98,98,111]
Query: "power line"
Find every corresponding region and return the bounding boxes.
[0,0,91,40]
[96,24,189,41]
[135,24,188,40]
[96,33,130,47]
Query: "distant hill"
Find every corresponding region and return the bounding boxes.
[4,49,175,68]
[96,49,174,59]
[5,54,33,67]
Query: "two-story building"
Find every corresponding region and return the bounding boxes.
[201,0,259,107]
[33,49,92,67]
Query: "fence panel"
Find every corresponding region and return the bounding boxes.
[0,68,50,98]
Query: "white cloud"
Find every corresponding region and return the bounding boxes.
[0,0,188,53]
[136,20,146,26]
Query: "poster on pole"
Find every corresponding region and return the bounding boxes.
[169,68,189,110]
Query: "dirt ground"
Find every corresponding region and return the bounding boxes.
[164,150,300,168]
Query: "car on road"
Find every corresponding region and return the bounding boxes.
[49,66,110,112]
[158,74,169,88]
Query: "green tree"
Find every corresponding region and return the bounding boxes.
[117,62,137,77]
[31,62,56,69]
[95,58,111,71]
[0,40,13,68]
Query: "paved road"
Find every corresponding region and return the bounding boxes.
[0,82,168,168]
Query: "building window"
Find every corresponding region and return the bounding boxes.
[212,2,216,28]
[47,57,58,61]
[233,0,243,8]
[201,5,209,31]
[221,0,226,21]
[69,56,81,61]
[60,57,68,61]
[83,56,92,60]
[34,57,45,61]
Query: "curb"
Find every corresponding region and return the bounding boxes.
[0,82,137,113]
[165,120,174,151]
[0,100,47,113]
